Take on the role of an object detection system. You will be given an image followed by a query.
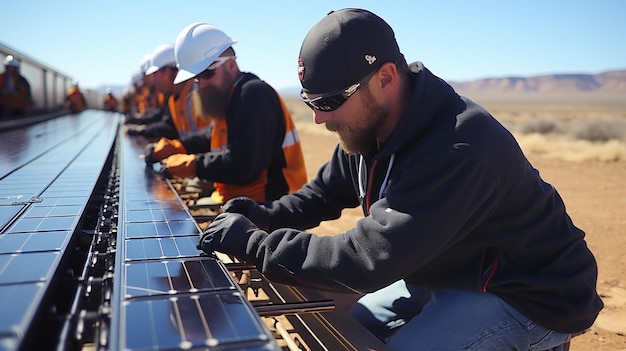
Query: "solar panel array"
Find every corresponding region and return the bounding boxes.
[0,111,119,351]
[110,128,279,350]
[0,111,279,350]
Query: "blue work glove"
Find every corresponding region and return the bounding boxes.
[197,212,260,259]
[221,197,271,231]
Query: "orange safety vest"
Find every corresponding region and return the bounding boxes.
[103,94,118,111]
[157,91,166,109]
[137,85,150,115]
[121,90,136,114]
[65,87,86,112]
[208,96,307,204]
[278,97,308,193]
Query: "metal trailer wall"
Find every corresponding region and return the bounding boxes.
[1,41,105,114]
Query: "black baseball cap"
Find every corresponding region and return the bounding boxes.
[298,8,403,94]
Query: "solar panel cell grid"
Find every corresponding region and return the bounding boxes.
[124,292,271,351]
[0,251,60,284]
[0,231,71,254]
[124,258,236,298]
[124,221,198,238]
[6,215,77,233]
[124,236,200,261]
[114,132,279,350]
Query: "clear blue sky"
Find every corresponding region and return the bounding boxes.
[2,0,625,91]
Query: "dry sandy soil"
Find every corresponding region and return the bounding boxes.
[285,98,626,350]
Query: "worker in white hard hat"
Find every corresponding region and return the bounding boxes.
[143,22,307,205]
[139,53,160,114]
[128,43,212,142]
[103,87,119,112]
[0,55,33,119]
[65,81,87,114]
[123,69,151,122]
[126,44,178,140]
[125,53,160,122]
[120,72,144,118]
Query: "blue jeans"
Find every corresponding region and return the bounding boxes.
[349,280,572,350]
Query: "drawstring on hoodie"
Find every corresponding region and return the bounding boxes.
[358,156,366,200]
[358,154,395,215]
[380,154,395,200]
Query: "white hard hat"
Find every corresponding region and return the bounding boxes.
[145,44,175,76]
[139,53,152,74]
[4,55,20,68]
[173,23,237,84]
[131,71,143,85]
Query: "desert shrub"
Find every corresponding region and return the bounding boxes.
[572,118,626,142]
[519,117,565,135]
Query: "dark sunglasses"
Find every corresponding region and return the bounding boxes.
[195,56,235,81]
[299,70,377,111]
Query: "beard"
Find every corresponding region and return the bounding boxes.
[325,91,386,155]
[192,80,231,119]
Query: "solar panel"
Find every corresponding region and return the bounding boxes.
[110,132,279,350]
[123,291,273,350]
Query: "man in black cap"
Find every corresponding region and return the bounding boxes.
[198,8,602,350]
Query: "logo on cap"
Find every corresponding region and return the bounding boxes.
[365,55,377,65]
[298,58,305,81]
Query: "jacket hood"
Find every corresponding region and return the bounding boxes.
[376,61,463,158]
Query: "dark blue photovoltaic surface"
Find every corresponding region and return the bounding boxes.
[0,110,278,350]
[0,111,120,350]
[110,131,278,351]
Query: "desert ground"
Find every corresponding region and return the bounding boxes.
[284,97,626,350]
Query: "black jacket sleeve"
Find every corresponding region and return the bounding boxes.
[193,76,284,184]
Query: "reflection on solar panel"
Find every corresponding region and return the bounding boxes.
[0,111,119,350]
[111,131,279,350]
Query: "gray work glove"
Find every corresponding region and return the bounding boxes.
[143,142,157,165]
[197,212,260,259]
[221,197,271,231]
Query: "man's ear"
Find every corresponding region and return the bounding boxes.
[378,62,397,89]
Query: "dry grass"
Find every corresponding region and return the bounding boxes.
[515,133,626,162]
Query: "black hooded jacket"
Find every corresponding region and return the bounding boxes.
[241,62,603,333]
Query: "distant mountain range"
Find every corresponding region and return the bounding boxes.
[449,69,626,103]
[279,69,626,104]
[99,69,626,105]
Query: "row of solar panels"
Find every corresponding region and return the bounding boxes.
[112,117,279,351]
[0,111,120,350]
[0,110,279,351]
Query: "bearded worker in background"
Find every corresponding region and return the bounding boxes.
[145,22,307,204]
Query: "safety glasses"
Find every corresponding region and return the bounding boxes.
[299,70,377,111]
[195,56,235,81]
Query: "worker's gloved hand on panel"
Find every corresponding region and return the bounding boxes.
[144,138,188,165]
[160,154,197,179]
[197,212,261,259]
[221,196,271,231]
